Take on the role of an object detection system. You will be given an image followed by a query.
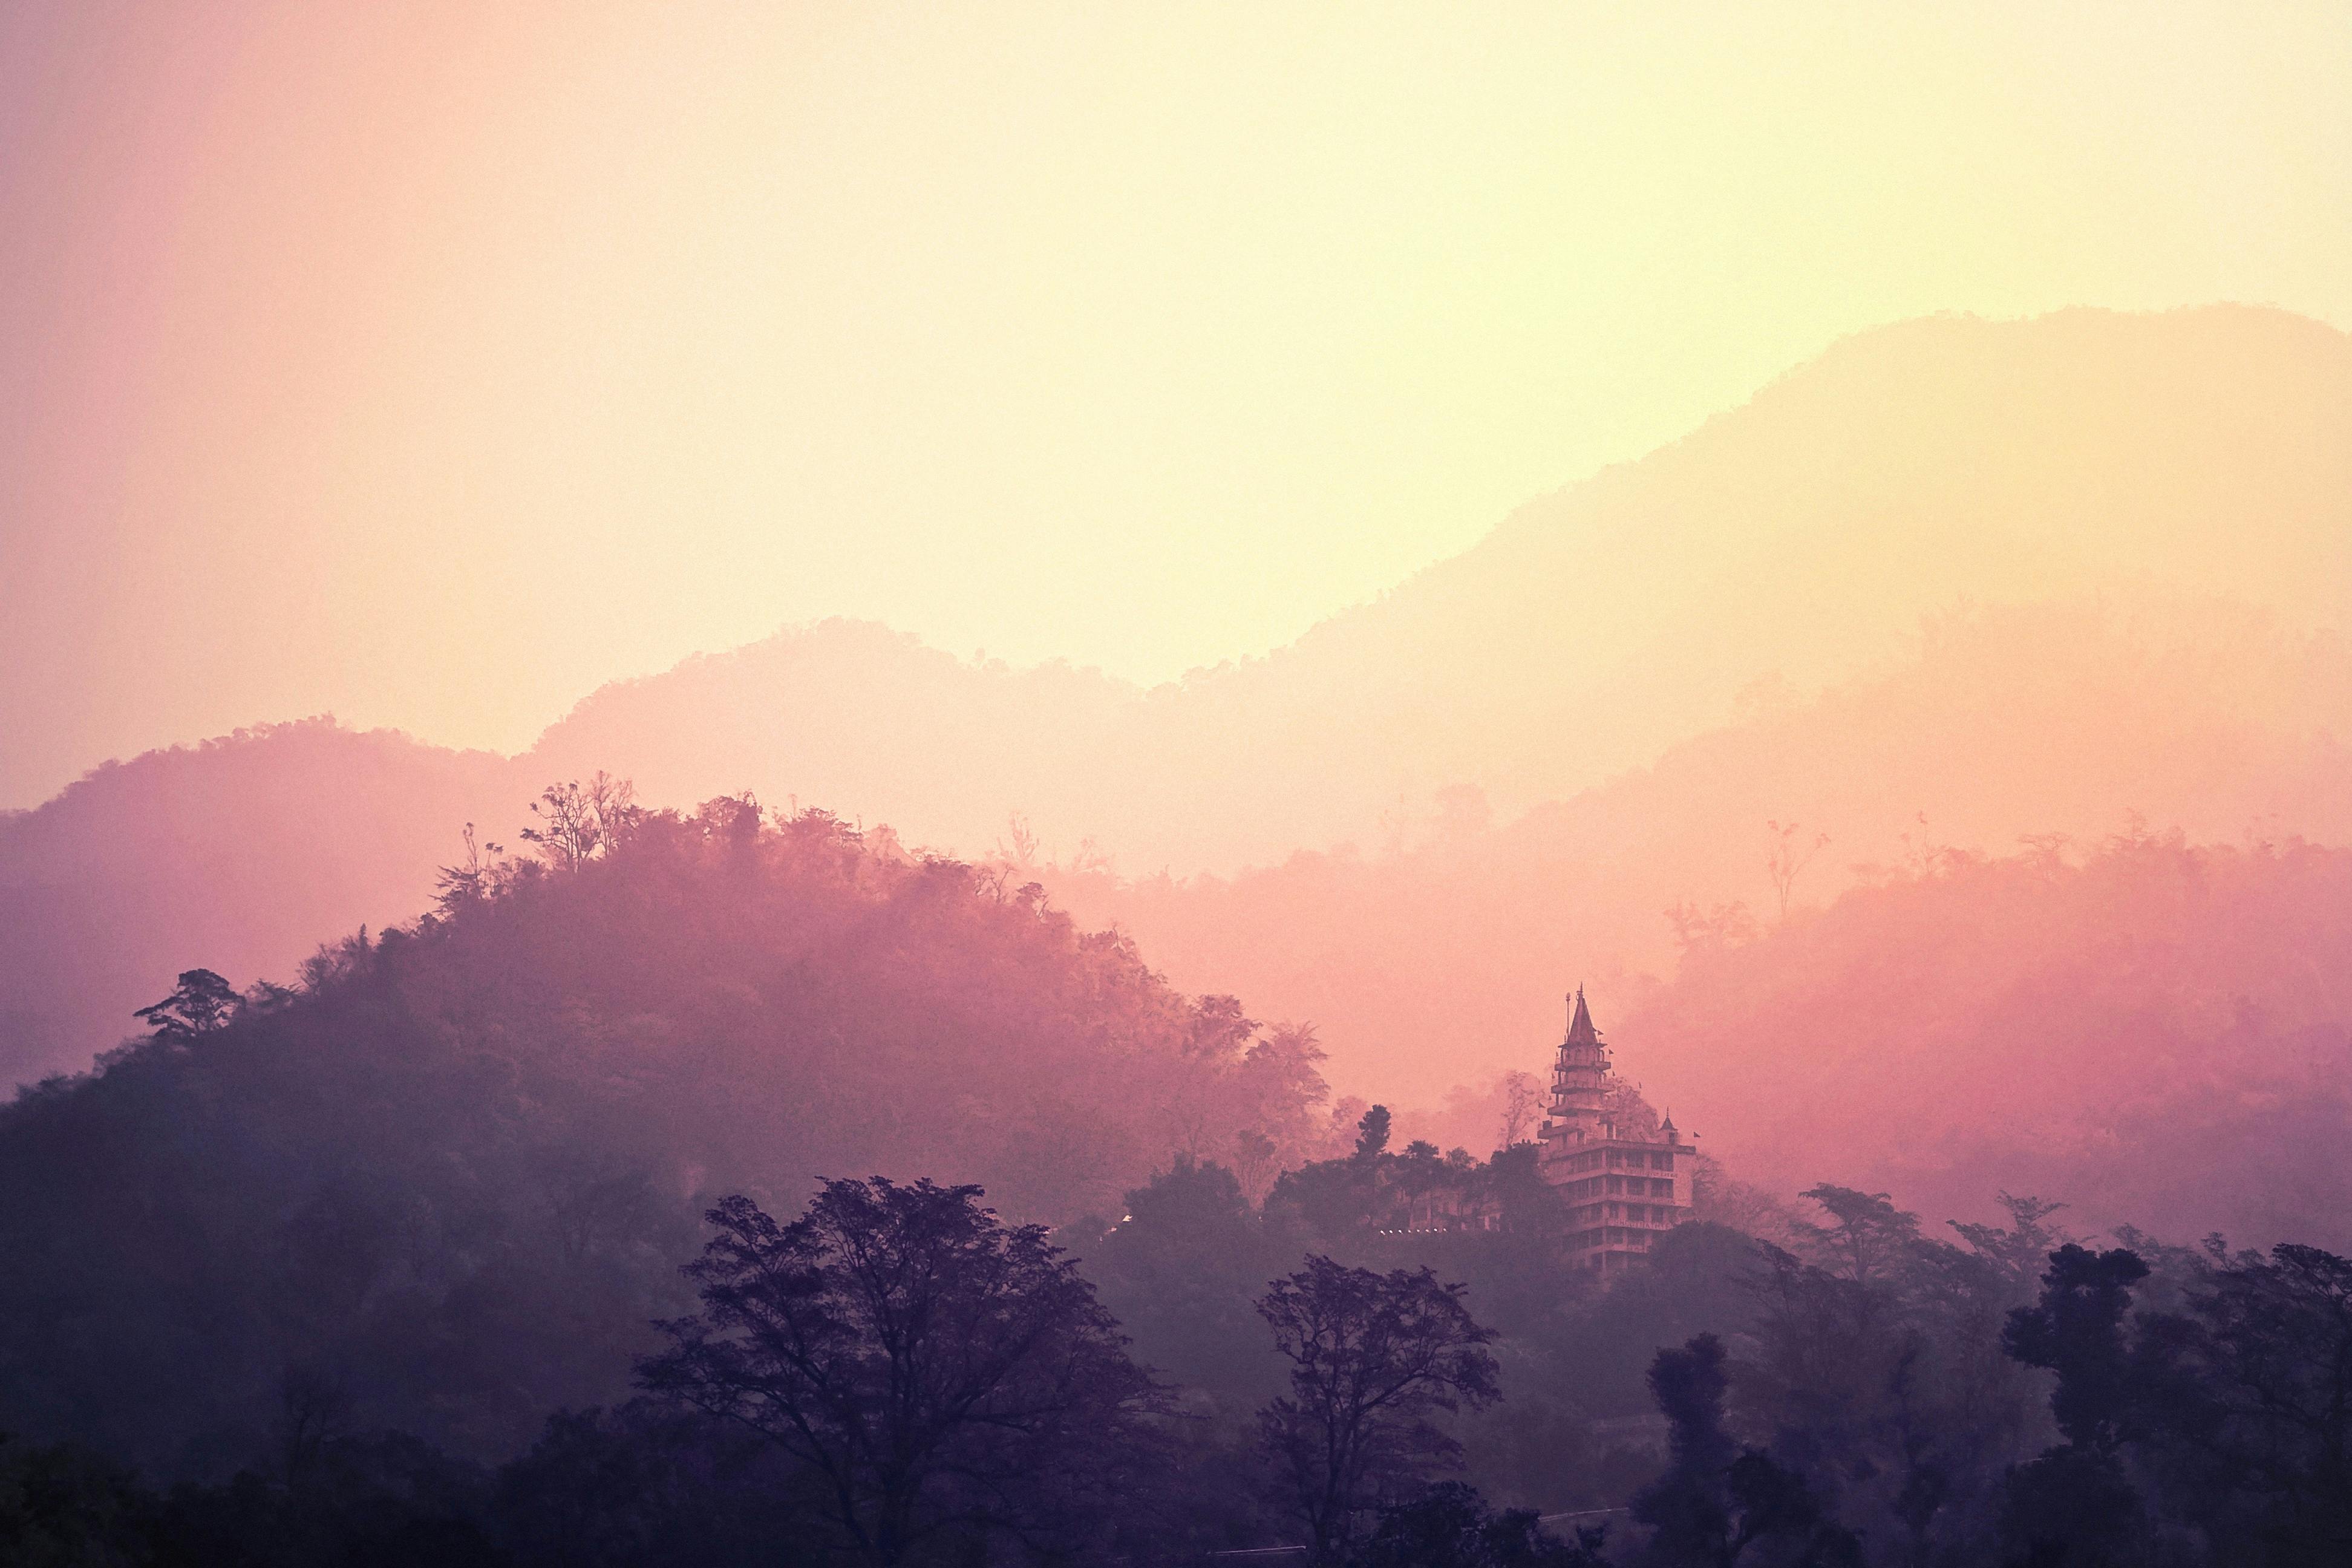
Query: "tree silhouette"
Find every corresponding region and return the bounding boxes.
[1631,1333,1858,1567]
[1255,1255,1500,1566]
[2004,1245,2151,1453]
[520,774,638,869]
[1999,1245,2154,1567]
[1763,820,1831,922]
[636,1178,1158,1566]
[131,968,238,1039]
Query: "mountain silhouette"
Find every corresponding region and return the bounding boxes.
[4,305,2347,1096]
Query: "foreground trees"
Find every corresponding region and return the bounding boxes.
[1355,1481,1606,1568]
[636,1178,1158,1567]
[1998,1238,2352,1568]
[1631,1334,1857,1568]
[1255,1256,1501,1566]
[2180,1244,2352,1561]
[12,1144,2352,1566]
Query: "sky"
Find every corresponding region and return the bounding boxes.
[2,1,2348,809]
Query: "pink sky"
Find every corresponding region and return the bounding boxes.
[4,0,2349,808]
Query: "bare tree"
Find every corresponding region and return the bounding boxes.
[1497,1070,1543,1151]
[521,773,639,869]
[1765,818,1831,921]
[432,822,506,913]
[997,811,1040,870]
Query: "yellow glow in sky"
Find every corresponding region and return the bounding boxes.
[1,0,2347,804]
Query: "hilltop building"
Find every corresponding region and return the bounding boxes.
[1536,987,1695,1271]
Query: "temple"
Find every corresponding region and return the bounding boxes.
[1536,987,1696,1271]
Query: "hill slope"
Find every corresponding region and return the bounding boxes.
[0,803,1331,1475]
[533,305,2352,867]
[4,305,2347,1091]
[1042,598,2352,1100]
[1625,829,2352,1249]
[0,722,513,1086]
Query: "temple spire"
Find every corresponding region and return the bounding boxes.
[1566,984,1598,1045]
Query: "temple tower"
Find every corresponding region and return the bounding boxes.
[1546,987,1612,1142]
[1535,987,1697,1272]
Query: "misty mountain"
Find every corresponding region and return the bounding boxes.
[0,801,1331,1474]
[4,305,2347,1095]
[529,305,2350,869]
[1041,596,2352,1101]
[0,722,512,1088]
[1627,826,2352,1252]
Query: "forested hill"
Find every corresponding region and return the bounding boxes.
[6,306,2348,1091]
[1623,829,2352,1247]
[1071,815,2352,1253]
[0,722,514,1087]
[1040,599,2352,1103]
[0,795,1334,1475]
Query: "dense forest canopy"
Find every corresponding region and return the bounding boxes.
[0,791,1334,1474]
[4,783,2347,1567]
[11,1069,2352,1566]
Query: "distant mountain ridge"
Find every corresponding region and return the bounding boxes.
[4,304,2348,1091]
[529,305,2351,869]
[0,723,511,1083]
[1042,596,2352,1102]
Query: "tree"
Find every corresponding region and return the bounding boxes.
[636,1179,1160,1566]
[1083,1156,1291,1405]
[520,774,638,869]
[1947,1193,2069,1295]
[2163,1243,2352,1563]
[1792,1184,1924,1290]
[1763,820,1831,922]
[1999,1246,2154,1567]
[1255,1256,1500,1566]
[1232,1129,1281,1208]
[1498,1071,1543,1151]
[2003,1246,2151,1454]
[1236,1022,1336,1172]
[1357,1481,1606,1568]
[1354,1105,1393,1161]
[996,812,1040,870]
[131,967,239,1039]
[432,822,506,913]
[1630,1334,1858,1568]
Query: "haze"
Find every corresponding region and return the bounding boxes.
[11,10,2352,1559]
[5,1,2351,806]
